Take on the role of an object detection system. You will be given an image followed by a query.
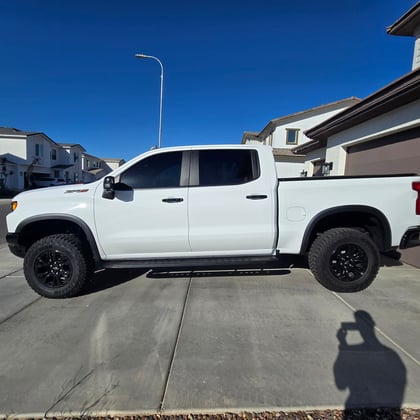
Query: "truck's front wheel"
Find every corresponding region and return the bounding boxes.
[308,228,379,292]
[24,234,89,298]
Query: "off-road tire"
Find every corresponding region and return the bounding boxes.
[308,228,379,293]
[24,234,90,298]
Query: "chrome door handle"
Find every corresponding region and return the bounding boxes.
[246,195,268,200]
[162,198,184,203]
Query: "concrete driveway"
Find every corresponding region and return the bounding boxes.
[0,245,419,417]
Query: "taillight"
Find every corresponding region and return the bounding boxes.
[413,182,420,215]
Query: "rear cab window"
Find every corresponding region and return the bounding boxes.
[195,149,260,187]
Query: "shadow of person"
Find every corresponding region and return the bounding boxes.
[333,310,406,419]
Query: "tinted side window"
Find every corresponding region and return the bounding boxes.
[120,152,182,189]
[198,150,259,186]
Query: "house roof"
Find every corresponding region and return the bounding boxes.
[0,156,17,165]
[294,68,420,154]
[83,152,102,160]
[102,157,126,164]
[386,1,420,36]
[0,127,37,136]
[241,97,360,143]
[59,143,87,152]
[0,127,59,145]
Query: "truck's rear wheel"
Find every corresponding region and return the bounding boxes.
[24,234,89,298]
[308,228,379,292]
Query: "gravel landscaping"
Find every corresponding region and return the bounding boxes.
[4,408,420,420]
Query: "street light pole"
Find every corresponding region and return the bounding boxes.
[135,53,164,149]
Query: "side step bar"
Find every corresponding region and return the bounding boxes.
[102,255,280,270]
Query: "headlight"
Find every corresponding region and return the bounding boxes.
[11,201,18,212]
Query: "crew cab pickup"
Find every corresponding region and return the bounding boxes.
[6,145,420,298]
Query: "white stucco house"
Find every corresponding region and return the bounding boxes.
[241,98,360,177]
[0,127,123,194]
[0,128,64,191]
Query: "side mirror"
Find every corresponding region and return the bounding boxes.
[102,176,115,200]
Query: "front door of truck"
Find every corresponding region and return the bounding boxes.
[187,149,276,255]
[94,151,191,259]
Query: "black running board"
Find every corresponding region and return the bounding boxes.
[102,255,279,270]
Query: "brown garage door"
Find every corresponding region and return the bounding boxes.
[345,127,420,176]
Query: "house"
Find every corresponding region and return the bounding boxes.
[241,98,360,177]
[57,143,86,184]
[102,157,126,171]
[292,2,420,267]
[82,153,122,183]
[0,127,63,190]
[0,127,123,193]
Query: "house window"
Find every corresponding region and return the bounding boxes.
[51,149,57,160]
[74,152,78,163]
[286,128,299,145]
[54,170,60,178]
[35,144,44,157]
[86,159,90,169]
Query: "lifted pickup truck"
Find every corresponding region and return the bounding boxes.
[6,145,420,298]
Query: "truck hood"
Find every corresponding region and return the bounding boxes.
[11,182,101,201]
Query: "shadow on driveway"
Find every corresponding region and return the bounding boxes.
[334,310,406,419]
[80,251,402,295]
[82,268,149,295]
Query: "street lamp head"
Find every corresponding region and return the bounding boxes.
[135,53,150,59]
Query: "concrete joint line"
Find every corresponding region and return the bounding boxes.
[0,296,42,326]
[159,274,193,412]
[332,292,420,367]
[0,268,23,281]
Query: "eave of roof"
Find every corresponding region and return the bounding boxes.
[59,143,87,152]
[241,131,261,144]
[0,157,17,165]
[272,148,305,158]
[296,68,420,154]
[386,2,420,36]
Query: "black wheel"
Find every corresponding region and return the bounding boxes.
[24,234,90,298]
[308,228,379,292]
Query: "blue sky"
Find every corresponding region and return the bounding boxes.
[0,0,417,161]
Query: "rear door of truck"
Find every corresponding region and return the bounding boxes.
[187,148,277,256]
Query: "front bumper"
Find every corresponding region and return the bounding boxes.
[400,226,420,249]
[6,233,26,258]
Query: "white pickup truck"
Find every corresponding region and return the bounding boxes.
[6,145,420,298]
